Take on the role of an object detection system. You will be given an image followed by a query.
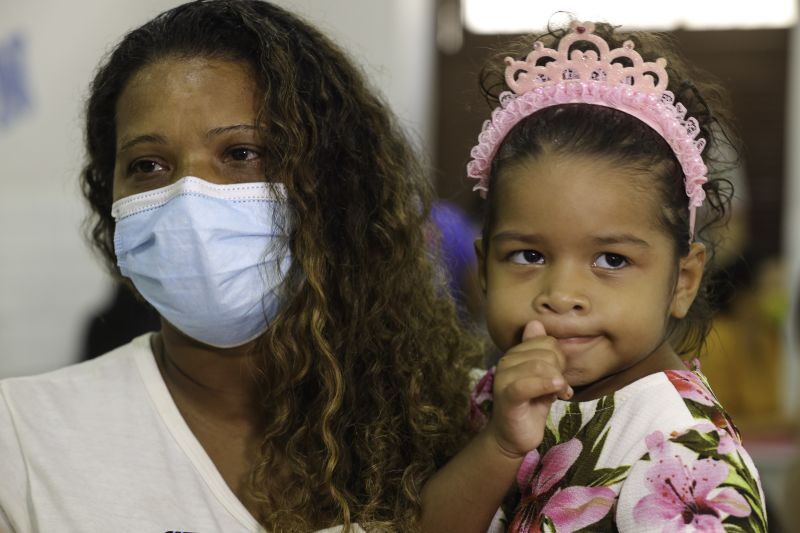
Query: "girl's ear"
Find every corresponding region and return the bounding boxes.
[670,242,706,318]
[474,238,487,293]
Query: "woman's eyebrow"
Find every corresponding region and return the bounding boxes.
[206,124,259,138]
[118,133,167,152]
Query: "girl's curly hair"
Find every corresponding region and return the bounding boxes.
[477,20,740,356]
[81,1,483,530]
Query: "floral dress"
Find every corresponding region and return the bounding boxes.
[471,365,767,532]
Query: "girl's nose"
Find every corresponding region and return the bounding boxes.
[533,268,590,315]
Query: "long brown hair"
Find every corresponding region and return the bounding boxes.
[81,1,483,530]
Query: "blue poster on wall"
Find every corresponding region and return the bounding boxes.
[0,32,32,130]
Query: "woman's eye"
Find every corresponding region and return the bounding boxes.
[594,253,628,270]
[226,147,262,162]
[509,250,544,265]
[128,159,166,175]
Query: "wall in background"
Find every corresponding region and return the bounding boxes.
[785,22,800,415]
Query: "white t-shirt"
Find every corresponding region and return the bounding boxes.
[0,333,360,533]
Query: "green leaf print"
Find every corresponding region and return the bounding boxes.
[671,428,720,457]
[747,513,767,532]
[587,466,630,487]
[734,457,763,496]
[684,398,709,420]
[723,469,757,495]
[722,523,750,533]
[722,513,766,533]
[562,396,624,488]
[540,514,556,533]
[540,423,557,456]
[558,401,583,441]
[581,395,615,447]
[737,489,766,529]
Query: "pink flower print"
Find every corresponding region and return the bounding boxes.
[645,430,670,461]
[714,430,736,455]
[471,367,495,406]
[537,487,616,532]
[511,439,616,532]
[666,371,715,406]
[469,367,495,429]
[635,431,751,531]
[516,449,541,490]
[526,439,582,496]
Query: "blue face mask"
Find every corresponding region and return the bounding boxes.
[111,176,291,348]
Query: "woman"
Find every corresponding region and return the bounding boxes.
[0,1,482,531]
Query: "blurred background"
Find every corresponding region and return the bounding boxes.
[1,0,798,528]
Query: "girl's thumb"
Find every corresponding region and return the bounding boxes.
[522,320,546,341]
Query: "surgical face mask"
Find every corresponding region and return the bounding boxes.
[111,176,291,348]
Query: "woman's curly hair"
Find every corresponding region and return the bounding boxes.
[477,20,740,356]
[81,1,484,530]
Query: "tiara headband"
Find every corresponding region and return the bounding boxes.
[467,21,708,236]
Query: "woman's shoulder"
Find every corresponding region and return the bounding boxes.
[1,333,154,398]
[0,332,265,532]
[0,333,158,442]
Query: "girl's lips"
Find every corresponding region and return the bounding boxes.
[553,335,602,356]
[555,335,598,344]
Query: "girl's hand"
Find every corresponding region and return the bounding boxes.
[419,320,571,531]
[486,320,573,458]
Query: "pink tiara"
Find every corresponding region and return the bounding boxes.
[467,21,708,236]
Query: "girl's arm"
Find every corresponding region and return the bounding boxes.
[419,428,523,531]
[420,321,572,532]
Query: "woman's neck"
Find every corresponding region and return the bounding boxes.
[151,321,268,509]
[151,320,263,429]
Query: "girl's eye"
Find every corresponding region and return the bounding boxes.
[509,250,544,265]
[594,253,628,270]
[128,159,166,175]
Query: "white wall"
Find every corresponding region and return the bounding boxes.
[0,0,434,378]
[285,0,435,151]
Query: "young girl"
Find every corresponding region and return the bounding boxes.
[420,20,767,532]
[0,1,482,531]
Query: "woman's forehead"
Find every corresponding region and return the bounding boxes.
[115,57,260,142]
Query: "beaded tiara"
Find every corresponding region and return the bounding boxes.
[467,21,708,236]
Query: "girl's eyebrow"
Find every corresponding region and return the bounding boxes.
[590,234,651,247]
[490,232,651,248]
[491,231,542,244]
